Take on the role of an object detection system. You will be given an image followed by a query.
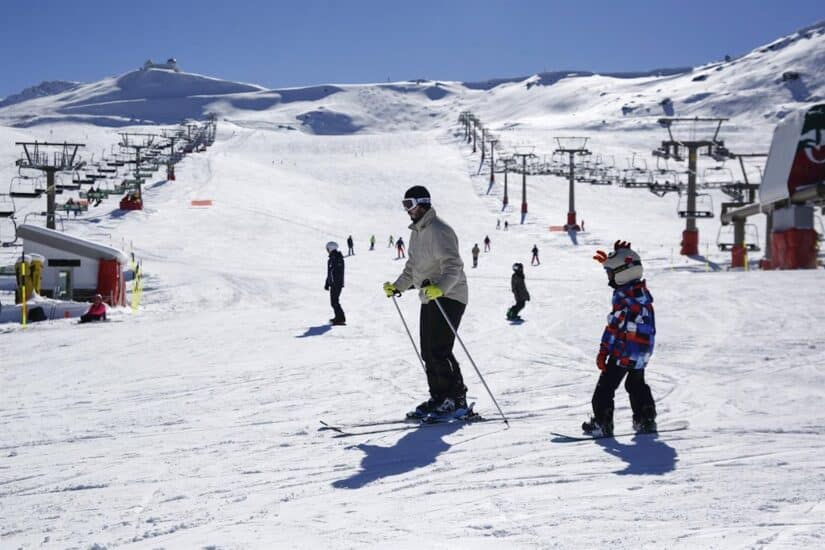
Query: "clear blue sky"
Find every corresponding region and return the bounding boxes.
[0,0,822,97]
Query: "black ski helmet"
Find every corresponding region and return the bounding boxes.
[512,262,524,272]
[404,185,430,200]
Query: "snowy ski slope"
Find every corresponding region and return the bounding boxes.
[1,22,825,550]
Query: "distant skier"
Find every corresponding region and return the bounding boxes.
[506,263,530,321]
[484,235,491,252]
[531,244,540,266]
[347,235,354,256]
[324,241,346,326]
[388,235,394,248]
[471,243,480,268]
[496,219,501,230]
[582,240,657,437]
[369,234,376,251]
[383,185,470,420]
[79,294,107,324]
[395,237,405,259]
[504,220,509,231]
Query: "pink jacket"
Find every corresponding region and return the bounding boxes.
[87,302,107,317]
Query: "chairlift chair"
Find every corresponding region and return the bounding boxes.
[592,167,618,186]
[716,224,760,251]
[620,168,652,188]
[677,193,714,218]
[0,215,19,247]
[648,170,684,196]
[23,211,66,231]
[701,166,734,189]
[0,193,15,217]
[9,176,43,198]
[630,153,648,172]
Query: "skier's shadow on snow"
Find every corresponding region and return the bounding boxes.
[595,433,677,475]
[332,422,464,489]
[296,324,332,338]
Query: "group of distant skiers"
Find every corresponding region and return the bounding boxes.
[323,185,657,436]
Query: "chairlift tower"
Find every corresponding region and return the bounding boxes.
[480,128,488,163]
[488,139,498,186]
[513,147,536,224]
[554,137,591,230]
[15,141,85,229]
[502,155,511,208]
[119,132,157,200]
[721,151,768,267]
[161,130,180,181]
[655,117,728,255]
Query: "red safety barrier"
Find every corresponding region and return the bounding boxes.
[770,228,818,269]
[97,259,126,306]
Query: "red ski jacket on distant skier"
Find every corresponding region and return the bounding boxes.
[599,280,655,370]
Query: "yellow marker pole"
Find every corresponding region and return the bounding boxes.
[705,243,710,272]
[21,262,27,327]
[744,246,749,272]
[131,262,143,312]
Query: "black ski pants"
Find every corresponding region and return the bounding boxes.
[329,285,345,322]
[510,299,526,317]
[420,297,466,402]
[592,359,655,424]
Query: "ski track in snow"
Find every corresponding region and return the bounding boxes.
[2,83,825,546]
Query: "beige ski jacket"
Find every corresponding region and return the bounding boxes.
[393,207,468,304]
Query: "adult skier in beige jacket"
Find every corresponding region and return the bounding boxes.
[384,185,470,419]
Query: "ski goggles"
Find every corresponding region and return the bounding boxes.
[402,197,430,211]
[604,259,641,275]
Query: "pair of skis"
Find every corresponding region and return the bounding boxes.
[320,404,495,438]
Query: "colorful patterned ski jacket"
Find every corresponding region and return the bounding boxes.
[600,279,655,369]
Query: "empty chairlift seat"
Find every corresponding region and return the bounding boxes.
[677,193,715,218]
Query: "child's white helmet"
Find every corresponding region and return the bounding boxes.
[594,240,643,286]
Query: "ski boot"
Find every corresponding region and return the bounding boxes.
[582,417,614,438]
[406,398,437,420]
[423,397,473,423]
[633,415,658,434]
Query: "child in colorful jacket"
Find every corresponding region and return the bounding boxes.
[582,240,657,437]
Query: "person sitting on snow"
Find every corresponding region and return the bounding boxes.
[79,294,107,323]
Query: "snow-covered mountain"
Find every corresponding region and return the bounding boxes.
[0,80,80,109]
[1,21,823,134]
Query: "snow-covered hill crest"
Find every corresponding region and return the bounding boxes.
[0,21,823,133]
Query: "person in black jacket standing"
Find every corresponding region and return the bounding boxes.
[507,262,530,321]
[325,241,346,325]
